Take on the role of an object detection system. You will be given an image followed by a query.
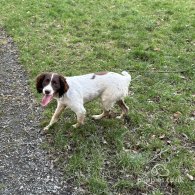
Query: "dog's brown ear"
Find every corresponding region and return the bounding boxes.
[59,75,69,97]
[36,73,46,93]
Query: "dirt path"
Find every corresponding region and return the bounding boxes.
[0,29,73,194]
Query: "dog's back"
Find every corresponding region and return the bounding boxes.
[65,71,131,103]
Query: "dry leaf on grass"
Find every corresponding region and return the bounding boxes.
[173,111,181,119]
[186,173,194,181]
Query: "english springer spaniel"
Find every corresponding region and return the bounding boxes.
[36,71,131,132]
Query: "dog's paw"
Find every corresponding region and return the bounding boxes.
[39,130,47,135]
[41,125,50,135]
[39,125,50,135]
[43,126,50,131]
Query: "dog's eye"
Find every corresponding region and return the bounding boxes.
[45,79,50,83]
[52,81,57,85]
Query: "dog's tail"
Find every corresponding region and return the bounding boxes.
[121,71,131,81]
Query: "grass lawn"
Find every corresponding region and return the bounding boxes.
[1,0,195,194]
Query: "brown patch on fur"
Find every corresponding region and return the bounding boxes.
[58,75,69,97]
[95,71,108,75]
[36,73,51,93]
[91,75,96,79]
[91,71,108,79]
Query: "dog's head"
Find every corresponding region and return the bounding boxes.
[36,73,69,106]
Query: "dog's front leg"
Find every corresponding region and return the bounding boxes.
[43,102,66,132]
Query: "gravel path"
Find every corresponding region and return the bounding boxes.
[0,29,73,194]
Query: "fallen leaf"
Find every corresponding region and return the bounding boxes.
[191,111,195,117]
[173,111,181,119]
[154,47,161,51]
[159,134,165,139]
[102,138,108,144]
[179,75,186,79]
[186,173,194,181]
[181,133,188,139]
[167,140,171,145]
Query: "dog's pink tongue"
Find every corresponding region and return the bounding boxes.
[41,95,53,107]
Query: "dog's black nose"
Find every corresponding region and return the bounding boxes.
[45,90,50,95]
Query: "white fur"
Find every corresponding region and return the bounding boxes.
[43,71,131,131]
[59,72,131,110]
[43,74,55,96]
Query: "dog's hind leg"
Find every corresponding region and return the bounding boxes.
[92,93,115,120]
[44,102,66,131]
[72,106,86,128]
[116,99,129,119]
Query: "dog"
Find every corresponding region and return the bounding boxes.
[36,71,131,132]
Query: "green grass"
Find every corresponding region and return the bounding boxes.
[1,0,195,194]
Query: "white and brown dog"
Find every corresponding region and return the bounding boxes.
[36,71,131,132]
